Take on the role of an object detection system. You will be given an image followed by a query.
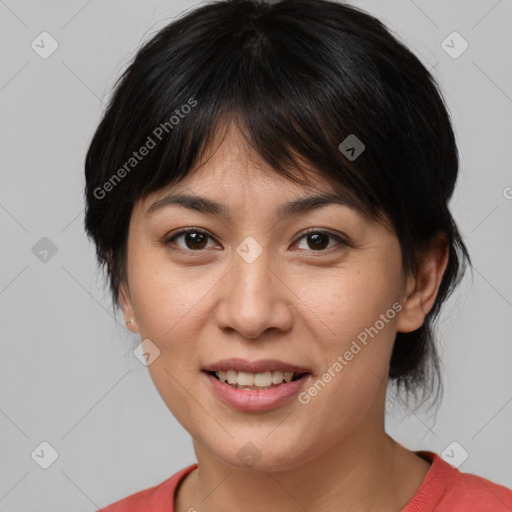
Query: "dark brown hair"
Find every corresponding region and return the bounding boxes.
[84,0,471,409]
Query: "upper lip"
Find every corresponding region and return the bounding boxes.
[202,358,311,374]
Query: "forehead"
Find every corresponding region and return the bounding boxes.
[188,124,329,190]
[142,124,345,208]
[134,122,386,229]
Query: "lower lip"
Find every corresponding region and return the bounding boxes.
[203,371,311,412]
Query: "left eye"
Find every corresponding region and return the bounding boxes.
[295,230,346,251]
[163,229,346,252]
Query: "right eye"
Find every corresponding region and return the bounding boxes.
[163,228,220,252]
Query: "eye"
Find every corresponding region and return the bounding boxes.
[294,229,348,252]
[163,228,219,251]
[162,228,348,253]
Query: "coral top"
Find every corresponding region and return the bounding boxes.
[97,451,512,511]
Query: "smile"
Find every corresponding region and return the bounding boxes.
[209,370,306,390]
[202,370,311,411]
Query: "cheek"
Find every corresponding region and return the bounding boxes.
[127,258,216,427]
[305,257,401,405]
[317,256,402,341]
[128,249,215,338]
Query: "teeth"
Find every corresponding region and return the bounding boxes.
[215,370,298,388]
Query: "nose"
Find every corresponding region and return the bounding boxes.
[215,245,293,339]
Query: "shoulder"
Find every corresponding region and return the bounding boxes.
[405,451,512,511]
[96,463,198,512]
[442,470,512,510]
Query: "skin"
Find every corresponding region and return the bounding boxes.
[119,123,449,512]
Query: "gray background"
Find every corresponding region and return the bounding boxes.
[0,0,511,510]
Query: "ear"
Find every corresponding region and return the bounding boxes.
[119,281,139,333]
[396,232,450,333]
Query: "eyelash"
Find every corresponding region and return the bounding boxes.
[162,228,349,253]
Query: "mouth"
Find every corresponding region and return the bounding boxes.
[202,368,312,411]
[204,369,310,390]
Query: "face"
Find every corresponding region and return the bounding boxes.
[119,126,424,472]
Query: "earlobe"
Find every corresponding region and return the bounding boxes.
[396,233,450,333]
[119,282,139,333]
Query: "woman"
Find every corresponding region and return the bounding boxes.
[84,0,512,510]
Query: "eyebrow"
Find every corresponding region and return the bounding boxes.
[145,191,366,221]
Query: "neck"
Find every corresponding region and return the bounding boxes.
[175,422,431,512]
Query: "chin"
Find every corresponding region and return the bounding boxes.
[206,434,308,472]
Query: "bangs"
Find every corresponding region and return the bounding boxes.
[92,5,393,223]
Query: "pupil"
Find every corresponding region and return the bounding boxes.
[186,232,207,250]
[308,233,328,250]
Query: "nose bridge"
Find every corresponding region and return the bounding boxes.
[232,236,273,315]
[217,235,291,338]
